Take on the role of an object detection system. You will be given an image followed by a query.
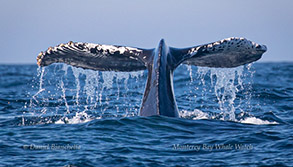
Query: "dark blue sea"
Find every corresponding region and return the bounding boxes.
[0,63,292,167]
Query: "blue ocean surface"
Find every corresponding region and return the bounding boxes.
[0,63,292,166]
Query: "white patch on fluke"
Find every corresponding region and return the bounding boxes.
[85,43,143,55]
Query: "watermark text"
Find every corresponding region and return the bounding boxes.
[173,143,253,151]
[22,144,81,150]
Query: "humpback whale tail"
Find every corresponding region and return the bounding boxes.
[37,37,267,117]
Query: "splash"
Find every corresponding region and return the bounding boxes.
[180,109,209,120]
[179,109,278,125]
[239,117,278,125]
[55,111,94,124]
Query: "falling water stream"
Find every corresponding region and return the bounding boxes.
[24,63,277,125]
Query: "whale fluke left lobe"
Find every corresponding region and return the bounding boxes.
[37,41,155,72]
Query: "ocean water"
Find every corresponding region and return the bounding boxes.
[0,63,292,166]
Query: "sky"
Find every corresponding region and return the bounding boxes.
[0,0,292,64]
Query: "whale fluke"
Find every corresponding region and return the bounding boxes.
[37,42,153,72]
[182,37,267,68]
[37,37,267,117]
